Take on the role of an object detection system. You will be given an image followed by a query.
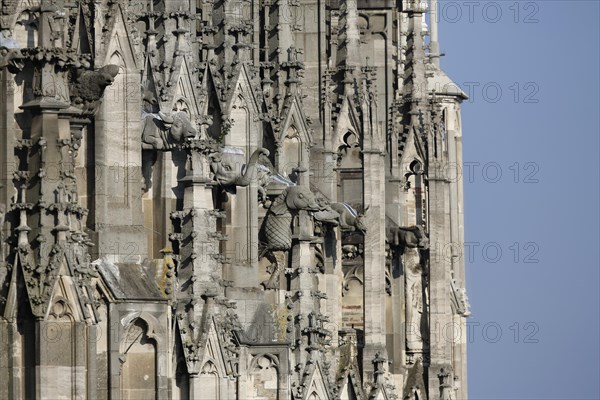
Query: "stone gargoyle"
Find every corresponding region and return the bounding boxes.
[210,146,269,187]
[0,47,24,73]
[255,157,297,206]
[0,32,24,73]
[259,185,320,289]
[141,110,197,150]
[330,203,368,234]
[70,64,120,112]
[388,225,429,250]
[313,199,368,235]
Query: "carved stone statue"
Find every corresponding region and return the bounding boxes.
[142,87,158,113]
[141,111,197,150]
[438,367,453,400]
[0,31,23,73]
[387,224,429,352]
[405,246,424,351]
[210,146,269,187]
[313,196,341,227]
[451,277,471,317]
[389,225,429,250]
[255,156,297,206]
[260,185,320,289]
[329,203,368,234]
[256,163,273,205]
[70,64,120,111]
[0,46,23,73]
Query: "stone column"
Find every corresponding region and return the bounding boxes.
[172,142,225,399]
[426,134,453,400]
[321,227,343,350]
[389,247,406,376]
[361,67,388,379]
[362,146,388,378]
[290,210,318,370]
[336,0,361,68]
[19,59,74,398]
[0,63,17,397]
[295,0,326,121]
[446,99,468,400]
[188,373,202,398]
[0,67,15,211]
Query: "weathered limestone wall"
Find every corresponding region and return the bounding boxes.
[0,0,470,398]
[93,55,146,262]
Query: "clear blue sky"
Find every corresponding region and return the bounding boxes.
[435,1,600,399]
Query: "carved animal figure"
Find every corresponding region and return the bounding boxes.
[260,185,320,289]
[389,225,429,249]
[0,32,23,73]
[262,185,320,251]
[211,147,269,187]
[283,186,320,212]
[141,111,197,150]
[329,203,368,234]
[255,158,297,206]
[142,87,159,113]
[70,64,119,109]
[256,163,272,204]
[313,196,340,226]
[0,47,23,73]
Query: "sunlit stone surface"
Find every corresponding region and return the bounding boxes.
[0,0,469,398]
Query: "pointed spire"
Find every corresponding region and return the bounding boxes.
[338,0,361,68]
[402,0,429,105]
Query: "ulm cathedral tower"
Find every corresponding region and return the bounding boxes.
[0,0,470,398]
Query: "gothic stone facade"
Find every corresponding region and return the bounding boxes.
[0,0,470,399]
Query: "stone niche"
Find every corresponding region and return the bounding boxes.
[120,319,157,400]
